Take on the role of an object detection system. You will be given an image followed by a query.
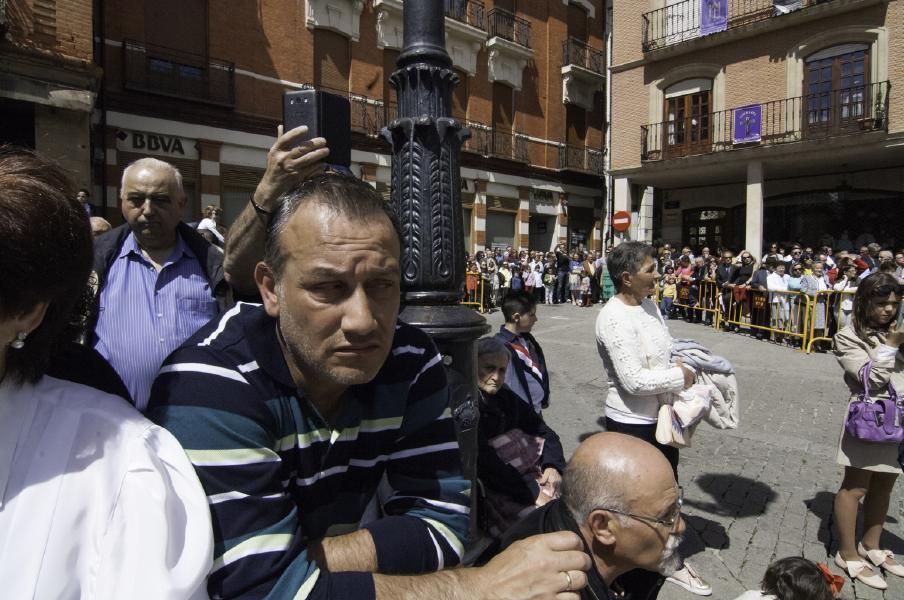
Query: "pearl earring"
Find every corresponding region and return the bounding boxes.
[10,332,26,350]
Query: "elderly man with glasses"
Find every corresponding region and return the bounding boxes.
[500,432,687,600]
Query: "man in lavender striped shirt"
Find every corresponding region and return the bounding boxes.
[88,157,230,410]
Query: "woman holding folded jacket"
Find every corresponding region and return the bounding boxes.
[594,241,711,597]
[832,273,904,590]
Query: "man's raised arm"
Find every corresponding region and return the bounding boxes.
[223,125,328,297]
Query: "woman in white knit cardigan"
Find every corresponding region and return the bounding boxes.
[595,241,710,597]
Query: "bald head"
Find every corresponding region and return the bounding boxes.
[562,432,676,524]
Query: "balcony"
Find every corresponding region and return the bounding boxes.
[445,0,486,30]
[487,8,530,48]
[558,144,605,175]
[486,8,533,90]
[642,0,851,53]
[463,122,530,163]
[640,81,890,162]
[561,38,605,111]
[122,39,235,107]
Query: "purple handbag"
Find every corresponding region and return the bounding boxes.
[845,360,904,444]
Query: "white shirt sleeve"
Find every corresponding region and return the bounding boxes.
[96,425,213,600]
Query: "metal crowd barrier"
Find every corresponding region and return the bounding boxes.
[805,289,856,353]
[463,274,484,313]
[721,287,802,341]
[671,280,721,325]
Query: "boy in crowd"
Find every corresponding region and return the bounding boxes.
[495,290,550,414]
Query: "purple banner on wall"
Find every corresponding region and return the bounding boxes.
[700,0,728,35]
[733,105,762,144]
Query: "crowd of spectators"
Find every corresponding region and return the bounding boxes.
[464,245,617,312]
[645,240,904,348]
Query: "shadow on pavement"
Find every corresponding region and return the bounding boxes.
[805,491,904,557]
[685,473,778,518]
[681,514,730,558]
[577,417,608,443]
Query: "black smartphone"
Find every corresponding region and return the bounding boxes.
[282,89,351,168]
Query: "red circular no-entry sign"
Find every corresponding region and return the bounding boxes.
[612,210,632,232]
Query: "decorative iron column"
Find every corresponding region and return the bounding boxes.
[382,0,488,533]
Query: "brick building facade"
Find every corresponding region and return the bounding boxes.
[607,0,903,255]
[96,0,607,253]
[0,0,100,193]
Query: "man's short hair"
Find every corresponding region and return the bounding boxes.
[477,336,510,359]
[120,157,184,195]
[500,290,536,323]
[264,173,402,279]
[561,453,630,526]
[607,241,656,292]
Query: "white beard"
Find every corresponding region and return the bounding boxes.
[657,534,683,574]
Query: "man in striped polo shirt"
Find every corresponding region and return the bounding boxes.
[147,172,590,599]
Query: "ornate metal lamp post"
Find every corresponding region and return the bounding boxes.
[382,0,488,522]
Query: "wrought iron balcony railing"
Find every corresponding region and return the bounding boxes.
[122,39,235,107]
[445,0,486,30]
[640,81,890,161]
[558,144,605,174]
[562,38,605,76]
[487,8,531,49]
[642,0,826,52]
[462,123,529,162]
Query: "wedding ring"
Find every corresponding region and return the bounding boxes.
[563,570,573,591]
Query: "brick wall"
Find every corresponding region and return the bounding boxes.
[7,0,93,61]
[103,0,605,167]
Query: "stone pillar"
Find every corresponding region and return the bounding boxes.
[198,140,222,209]
[473,180,487,253]
[613,175,631,213]
[745,161,764,257]
[104,127,121,221]
[557,192,569,248]
[637,186,655,243]
[517,186,530,250]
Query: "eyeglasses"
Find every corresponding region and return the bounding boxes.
[596,486,683,530]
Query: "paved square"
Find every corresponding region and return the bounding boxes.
[482,302,904,599]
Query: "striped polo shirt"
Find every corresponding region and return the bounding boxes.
[146,302,469,600]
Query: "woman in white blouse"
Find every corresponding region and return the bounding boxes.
[595,241,710,597]
[0,147,213,599]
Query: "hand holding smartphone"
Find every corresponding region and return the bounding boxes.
[282,90,351,168]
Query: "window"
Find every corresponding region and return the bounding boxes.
[567,3,588,42]
[805,44,869,134]
[492,82,515,157]
[664,78,712,157]
[314,29,351,93]
[452,68,469,121]
[383,49,400,125]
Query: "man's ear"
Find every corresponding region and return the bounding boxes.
[588,509,617,547]
[255,262,280,318]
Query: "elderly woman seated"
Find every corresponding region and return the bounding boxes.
[476,337,566,539]
[0,147,212,597]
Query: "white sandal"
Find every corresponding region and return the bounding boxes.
[835,552,887,589]
[858,542,904,578]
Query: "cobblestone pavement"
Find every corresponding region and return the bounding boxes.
[482,302,904,600]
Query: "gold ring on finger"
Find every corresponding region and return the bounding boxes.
[563,570,573,592]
